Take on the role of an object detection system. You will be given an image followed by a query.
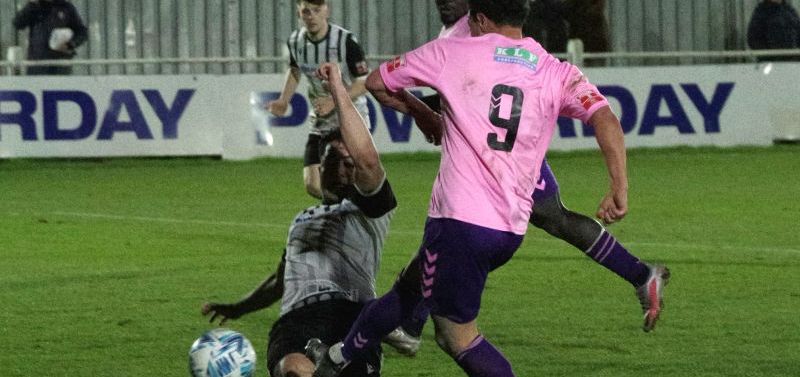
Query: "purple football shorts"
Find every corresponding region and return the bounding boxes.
[414,217,523,324]
[532,158,560,202]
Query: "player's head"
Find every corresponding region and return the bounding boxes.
[320,130,356,204]
[467,0,530,30]
[297,0,330,37]
[436,0,469,27]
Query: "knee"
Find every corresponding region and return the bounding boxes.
[531,201,568,234]
[275,353,315,377]
[434,332,461,358]
[433,329,478,359]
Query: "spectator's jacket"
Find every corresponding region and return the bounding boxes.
[747,1,800,54]
[13,0,88,60]
[524,0,569,53]
[564,0,610,54]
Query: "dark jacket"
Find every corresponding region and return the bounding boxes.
[524,0,569,53]
[13,0,88,61]
[747,1,800,60]
[564,0,610,53]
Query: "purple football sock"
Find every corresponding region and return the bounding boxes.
[341,289,405,362]
[455,335,515,377]
[585,230,650,287]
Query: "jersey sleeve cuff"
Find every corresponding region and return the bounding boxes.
[582,100,611,124]
[378,63,403,93]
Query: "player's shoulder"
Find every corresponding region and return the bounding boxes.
[328,23,349,33]
[525,39,571,71]
[421,35,462,51]
[288,28,305,42]
[329,23,357,38]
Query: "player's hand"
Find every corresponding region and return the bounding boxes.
[596,188,628,225]
[312,97,335,117]
[414,110,443,145]
[201,302,243,326]
[316,62,343,88]
[267,100,289,116]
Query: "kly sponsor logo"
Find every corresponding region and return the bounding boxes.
[386,55,406,73]
[494,47,539,70]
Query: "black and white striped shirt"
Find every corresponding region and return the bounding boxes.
[287,23,369,114]
[279,180,397,316]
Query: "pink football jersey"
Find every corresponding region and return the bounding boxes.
[438,15,471,39]
[379,33,608,234]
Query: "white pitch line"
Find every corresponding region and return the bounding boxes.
[9,211,800,255]
[46,210,425,235]
[50,211,286,229]
[521,235,800,255]
[625,241,800,255]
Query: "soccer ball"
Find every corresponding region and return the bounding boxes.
[189,328,256,377]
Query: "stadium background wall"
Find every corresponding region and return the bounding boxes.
[0,0,783,75]
[2,63,795,160]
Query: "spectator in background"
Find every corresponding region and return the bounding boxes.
[12,0,88,75]
[747,0,800,61]
[564,0,610,65]
[523,0,569,53]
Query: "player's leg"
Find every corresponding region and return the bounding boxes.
[432,316,514,377]
[303,133,324,199]
[531,160,650,286]
[382,256,425,356]
[530,159,603,249]
[531,160,669,330]
[305,249,426,376]
[273,300,380,377]
[422,218,521,377]
[306,218,522,376]
[275,353,315,377]
[336,253,427,359]
[268,311,317,377]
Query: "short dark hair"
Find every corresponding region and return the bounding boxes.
[319,132,352,204]
[468,0,530,27]
[297,0,327,5]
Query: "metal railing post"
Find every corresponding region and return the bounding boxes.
[566,39,585,66]
[6,46,23,76]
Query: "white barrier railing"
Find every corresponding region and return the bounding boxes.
[3,47,799,75]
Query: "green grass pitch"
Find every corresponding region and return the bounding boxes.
[1,146,798,376]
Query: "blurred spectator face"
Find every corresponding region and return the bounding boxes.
[436,0,469,26]
[298,1,330,37]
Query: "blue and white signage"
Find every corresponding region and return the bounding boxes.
[1,63,793,160]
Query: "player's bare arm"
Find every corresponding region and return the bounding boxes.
[588,106,628,224]
[348,77,368,100]
[318,63,385,193]
[365,69,411,113]
[366,70,443,145]
[268,66,301,116]
[202,256,286,325]
[398,90,443,145]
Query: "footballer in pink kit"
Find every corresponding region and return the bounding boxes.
[376,2,670,353]
[304,2,663,377]
[380,34,608,234]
